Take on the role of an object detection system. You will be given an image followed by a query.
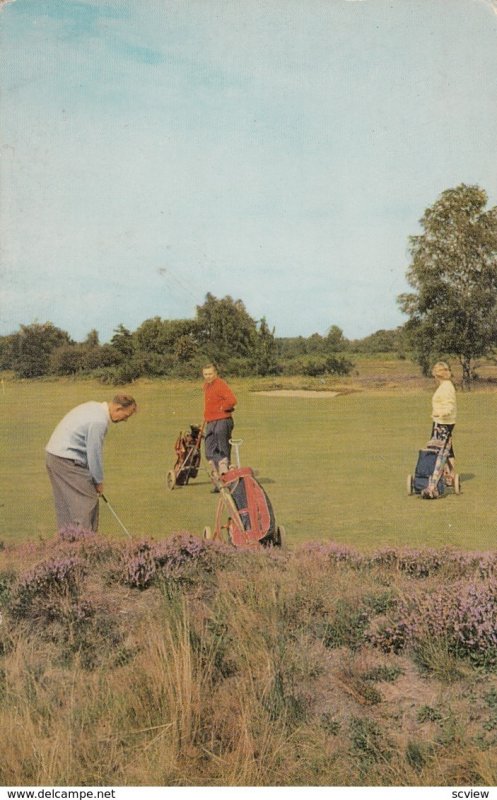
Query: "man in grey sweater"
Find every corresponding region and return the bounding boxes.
[45,394,137,531]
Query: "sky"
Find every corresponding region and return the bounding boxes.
[1,0,497,343]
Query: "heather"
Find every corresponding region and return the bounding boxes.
[1,531,497,786]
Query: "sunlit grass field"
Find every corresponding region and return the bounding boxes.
[1,372,496,549]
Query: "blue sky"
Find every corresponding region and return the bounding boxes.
[1,0,497,342]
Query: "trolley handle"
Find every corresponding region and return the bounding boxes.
[229,438,243,468]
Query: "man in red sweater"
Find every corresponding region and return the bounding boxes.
[202,363,237,485]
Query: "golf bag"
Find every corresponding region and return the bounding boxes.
[170,424,203,486]
[412,442,446,496]
[220,466,280,547]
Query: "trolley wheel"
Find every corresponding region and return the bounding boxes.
[453,474,461,495]
[166,470,176,491]
[406,474,414,496]
[276,524,286,549]
[203,526,213,540]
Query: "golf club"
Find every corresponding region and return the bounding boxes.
[100,494,132,538]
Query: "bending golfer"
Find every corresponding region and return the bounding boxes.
[202,364,237,485]
[430,361,457,483]
[45,394,137,531]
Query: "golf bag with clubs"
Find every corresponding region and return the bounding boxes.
[407,428,460,499]
[167,423,204,490]
[203,439,285,547]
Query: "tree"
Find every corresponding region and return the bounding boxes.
[84,329,100,348]
[349,327,401,354]
[398,184,497,387]
[251,317,280,375]
[174,334,198,362]
[110,324,135,358]
[9,322,72,378]
[50,344,85,375]
[195,293,258,364]
[0,334,16,370]
[275,336,307,358]
[325,325,347,353]
[134,317,198,357]
[83,344,122,371]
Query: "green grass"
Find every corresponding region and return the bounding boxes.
[0,375,495,549]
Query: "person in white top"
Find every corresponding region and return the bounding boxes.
[430,361,457,484]
[45,394,137,531]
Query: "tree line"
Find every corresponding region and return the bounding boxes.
[1,184,496,386]
[0,293,359,382]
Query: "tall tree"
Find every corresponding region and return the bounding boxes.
[398,184,497,387]
[110,324,135,358]
[84,329,100,348]
[195,293,257,364]
[251,317,280,375]
[325,325,347,352]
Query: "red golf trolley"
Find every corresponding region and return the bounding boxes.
[203,439,285,548]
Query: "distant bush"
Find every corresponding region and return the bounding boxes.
[97,361,142,385]
[280,354,354,377]
[82,344,123,370]
[49,345,86,375]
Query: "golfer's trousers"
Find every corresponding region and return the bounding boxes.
[45,452,99,531]
[204,418,234,469]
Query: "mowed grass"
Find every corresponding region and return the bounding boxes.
[1,375,496,549]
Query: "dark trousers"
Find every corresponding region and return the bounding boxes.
[46,452,99,531]
[204,418,234,471]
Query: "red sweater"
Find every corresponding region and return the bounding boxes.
[203,378,237,422]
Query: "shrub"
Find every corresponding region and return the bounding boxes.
[417,705,442,723]
[97,360,143,384]
[122,541,157,590]
[9,557,86,622]
[323,599,371,650]
[362,664,403,683]
[49,345,86,375]
[349,716,392,768]
[58,525,96,543]
[0,570,16,606]
[121,533,234,589]
[299,541,363,566]
[369,580,497,669]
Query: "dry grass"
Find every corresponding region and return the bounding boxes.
[1,532,497,786]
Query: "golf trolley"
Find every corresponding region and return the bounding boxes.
[203,439,285,548]
[407,431,461,499]
[167,423,204,490]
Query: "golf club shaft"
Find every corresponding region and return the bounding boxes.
[101,494,132,538]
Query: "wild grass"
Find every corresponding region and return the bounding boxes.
[2,530,497,786]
